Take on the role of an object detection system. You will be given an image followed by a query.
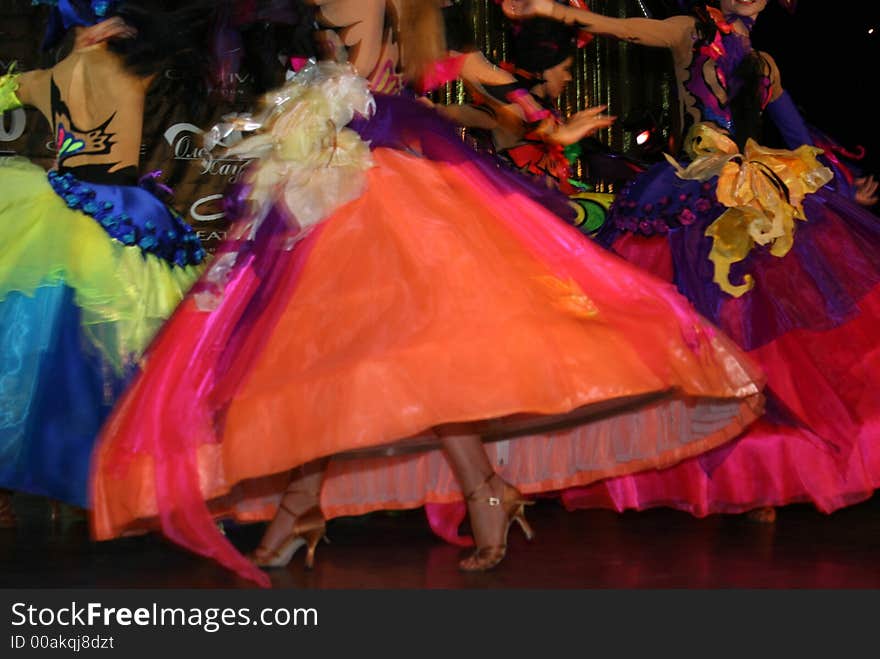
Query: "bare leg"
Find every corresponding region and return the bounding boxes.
[438,433,494,496]
[440,433,502,550]
[250,459,328,569]
[439,432,534,571]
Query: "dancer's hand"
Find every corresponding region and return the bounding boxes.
[544,106,615,146]
[855,175,879,207]
[74,17,137,50]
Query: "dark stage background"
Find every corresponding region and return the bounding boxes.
[1,0,877,252]
[751,2,880,177]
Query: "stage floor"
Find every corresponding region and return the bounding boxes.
[2,494,879,589]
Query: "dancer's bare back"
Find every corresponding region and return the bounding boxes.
[313,0,405,92]
[15,43,150,176]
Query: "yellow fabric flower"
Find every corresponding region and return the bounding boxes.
[222,61,375,232]
[668,124,833,297]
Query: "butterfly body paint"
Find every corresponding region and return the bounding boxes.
[50,76,118,166]
[56,123,86,160]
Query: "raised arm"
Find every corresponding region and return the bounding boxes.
[445,52,614,146]
[502,0,695,49]
[454,51,550,129]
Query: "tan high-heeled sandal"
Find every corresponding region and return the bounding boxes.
[249,501,328,570]
[459,473,534,572]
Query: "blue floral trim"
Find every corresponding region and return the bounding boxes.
[48,170,205,267]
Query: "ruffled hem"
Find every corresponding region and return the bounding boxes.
[93,392,762,534]
[561,412,880,517]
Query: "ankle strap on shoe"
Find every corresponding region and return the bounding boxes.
[464,473,501,506]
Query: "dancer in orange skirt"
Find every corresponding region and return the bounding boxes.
[90,0,764,587]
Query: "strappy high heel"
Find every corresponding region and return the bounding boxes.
[249,502,328,570]
[459,473,534,572]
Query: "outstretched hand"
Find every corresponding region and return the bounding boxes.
[545,105,616,146]
[855,175,879,207]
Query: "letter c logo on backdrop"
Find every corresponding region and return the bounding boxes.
[190,194,226,223]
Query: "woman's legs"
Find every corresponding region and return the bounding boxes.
[250,459,328,568]
[439,433,534,570]
[249,431,535,571]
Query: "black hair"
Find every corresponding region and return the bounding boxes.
[509,15,577,76]
[235,0,319,95]
[443,0,477,53]
[109,1,214,77]
[729,52,768,148]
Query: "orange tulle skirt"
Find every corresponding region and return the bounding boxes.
[91,147,763,585]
